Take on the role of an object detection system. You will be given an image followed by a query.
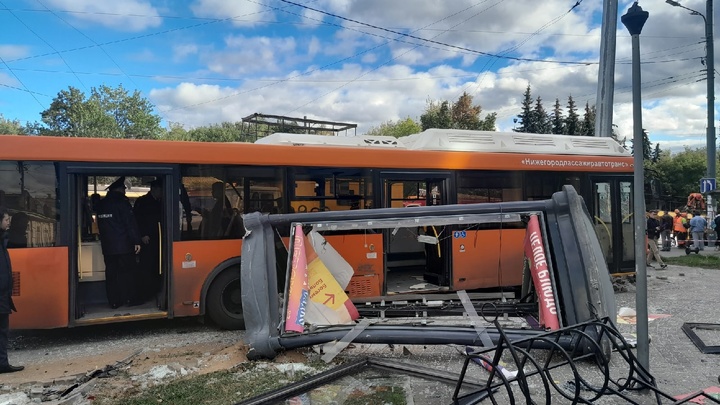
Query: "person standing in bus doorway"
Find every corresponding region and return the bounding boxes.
[96,177,142,309]
[689,210,707,251]
[133,179,162,302]
[646,210,668,269]
[659,211,673,251]
[0,207,23,373]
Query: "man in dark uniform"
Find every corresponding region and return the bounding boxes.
[134,179,162,301]
[0,206,23,373]
[96,177,142,309]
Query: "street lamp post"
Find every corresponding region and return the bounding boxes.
[667,0,716,214]
[621,1,650,371]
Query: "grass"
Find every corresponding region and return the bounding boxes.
[664,253,720,269]
[95,362,327,405]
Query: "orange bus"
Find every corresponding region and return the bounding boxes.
[0,129,634,330]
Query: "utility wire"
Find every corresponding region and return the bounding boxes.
[464,0,584,100]
[1,0,86,90]
[277,0,591,66]
[281,0,507,115]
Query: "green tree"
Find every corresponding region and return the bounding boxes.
[0,114,26,134]
[531,96,551,134]
[40,85,162,139]
[564,96,580,135]
[630,129,652,160]
[653,147,707,199]
[551,98,564,134]
[366,117,421,138]
[580,102,595,136]
[165,122,189,140]
[514,85,534,133]
[187,122,250,143]
[420,93,495,131]
[651,143,662,163]
[420,100,452,130]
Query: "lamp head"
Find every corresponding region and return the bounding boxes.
[621,2,649,36]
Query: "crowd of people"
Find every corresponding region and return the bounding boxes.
[646,207,720,269]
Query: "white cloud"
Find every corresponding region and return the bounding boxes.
[0,45,30,60]
[190,0,273,26]
[42,0,161,31]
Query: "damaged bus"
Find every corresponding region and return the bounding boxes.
[0,129,631,331]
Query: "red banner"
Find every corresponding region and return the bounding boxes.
[524,215,560,330]
[285,224,309,333]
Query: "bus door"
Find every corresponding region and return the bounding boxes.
[63,164,175,326]
[379,172,452,294]
[590,177,634,273]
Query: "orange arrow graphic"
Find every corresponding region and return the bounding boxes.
[323,293,335,305]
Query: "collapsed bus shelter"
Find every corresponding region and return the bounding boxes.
[240,185,617,360]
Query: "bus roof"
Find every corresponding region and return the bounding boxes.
[0,133,633,173]
[255,133,406,148]
[257,129,630,157]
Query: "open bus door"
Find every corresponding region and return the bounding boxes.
[590,177,634,273]
[62,164,175,326]
[380,172,452,294]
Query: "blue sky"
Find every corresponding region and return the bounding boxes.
[0,0,717,152]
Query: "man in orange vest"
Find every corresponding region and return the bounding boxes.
[673,210,688,247]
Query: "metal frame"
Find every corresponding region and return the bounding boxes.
[681,322,720,354]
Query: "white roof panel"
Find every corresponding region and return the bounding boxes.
[398,129,630,156]
[255,133,407,148]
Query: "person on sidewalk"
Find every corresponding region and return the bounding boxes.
[689,211,707,251]
[673,210,688,248]
[0,207,23,373]
[660,211,673,251]
[646,210,668,269]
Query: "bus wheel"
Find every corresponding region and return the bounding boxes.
[207,267,245,330]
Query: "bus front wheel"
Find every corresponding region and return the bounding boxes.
[207,267,245,330]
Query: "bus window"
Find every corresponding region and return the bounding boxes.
[524,172,582,201]
[457,171,522,204]
[290,168,373,212]
[180,165,284,240]
[0,161,58,248]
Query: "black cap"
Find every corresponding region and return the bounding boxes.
[107,176,126,191]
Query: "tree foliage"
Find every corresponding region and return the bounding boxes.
[40,85,162,139]
[515,85,534,133]
[630,129,652,160]
[365,117,422,138]
[420,92,495,131]
[564,96,580,135]
[0,114,27,135]
[580,102,595,136]
[651,147,708,200]
[551,98,564,135]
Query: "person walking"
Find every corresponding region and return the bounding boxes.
[0,207,23,373]
[646,210,667,269]
[689,211,708,251]
[660,211,673,251]
[96,177,142,309]
[134,179,162,302]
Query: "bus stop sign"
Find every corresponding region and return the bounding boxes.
[701,178,716,193]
